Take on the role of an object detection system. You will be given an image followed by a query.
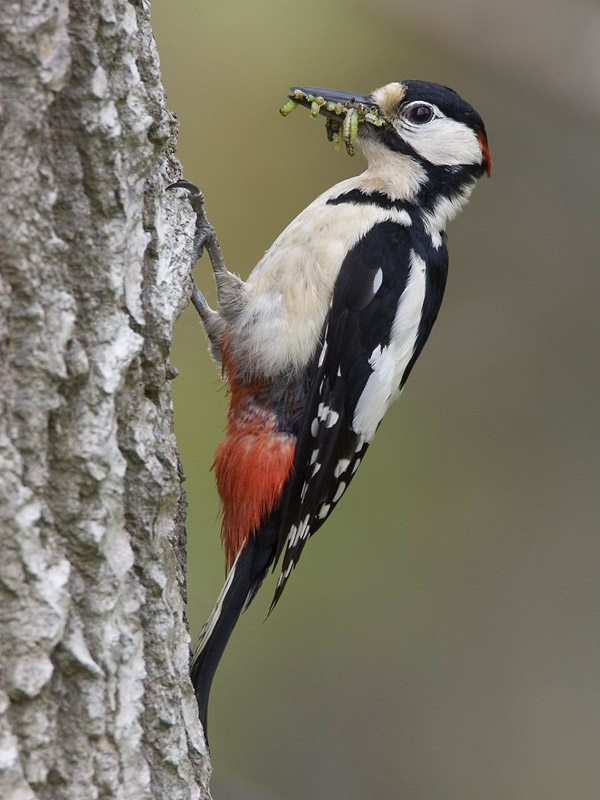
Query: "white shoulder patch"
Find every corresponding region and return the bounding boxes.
[352,250,427,442]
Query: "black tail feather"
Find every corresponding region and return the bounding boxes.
[190,511,281,738]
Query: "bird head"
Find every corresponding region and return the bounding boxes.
[286,80,490,175]
[284,80,491,209]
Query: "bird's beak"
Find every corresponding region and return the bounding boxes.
[287,86,374,121]
[281,86,386,155]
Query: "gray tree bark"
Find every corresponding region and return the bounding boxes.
[0,2,211,798]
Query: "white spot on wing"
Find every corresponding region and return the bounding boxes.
[372,268,383,295]
[334,458,350,478]
[277,560,295,587]
[281,516,312,585]
[298,515,311,541]
[288,524,300,548]
[325,409,339,428]
[333,481,347,503]
[318,503,331,519]
[311,418,319,437]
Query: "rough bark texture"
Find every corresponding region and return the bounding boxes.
[0,2,210,798]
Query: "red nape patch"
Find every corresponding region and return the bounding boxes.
[215,416,295,570]
[478,131,492,176]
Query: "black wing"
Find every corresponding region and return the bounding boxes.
[270,219,434,609]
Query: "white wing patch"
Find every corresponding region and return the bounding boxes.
[352,250,427,443]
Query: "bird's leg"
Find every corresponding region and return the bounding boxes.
[168,179,247,357]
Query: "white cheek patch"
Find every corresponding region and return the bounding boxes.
[399,116,483,168]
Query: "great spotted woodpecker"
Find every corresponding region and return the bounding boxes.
[181,80,491,736]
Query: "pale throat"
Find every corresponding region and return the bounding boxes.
[358,137,427,202]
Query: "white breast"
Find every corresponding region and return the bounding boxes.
[231,178,412,379]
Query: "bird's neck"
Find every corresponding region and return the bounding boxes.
[357,138,478,233]
[358,138,427,203]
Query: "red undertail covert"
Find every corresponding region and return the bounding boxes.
[214,337,295,569]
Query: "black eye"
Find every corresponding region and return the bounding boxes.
[405,103,435,124]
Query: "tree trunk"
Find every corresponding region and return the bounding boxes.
[0,2,210,798]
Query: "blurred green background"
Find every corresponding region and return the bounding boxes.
[152,1,600,797]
